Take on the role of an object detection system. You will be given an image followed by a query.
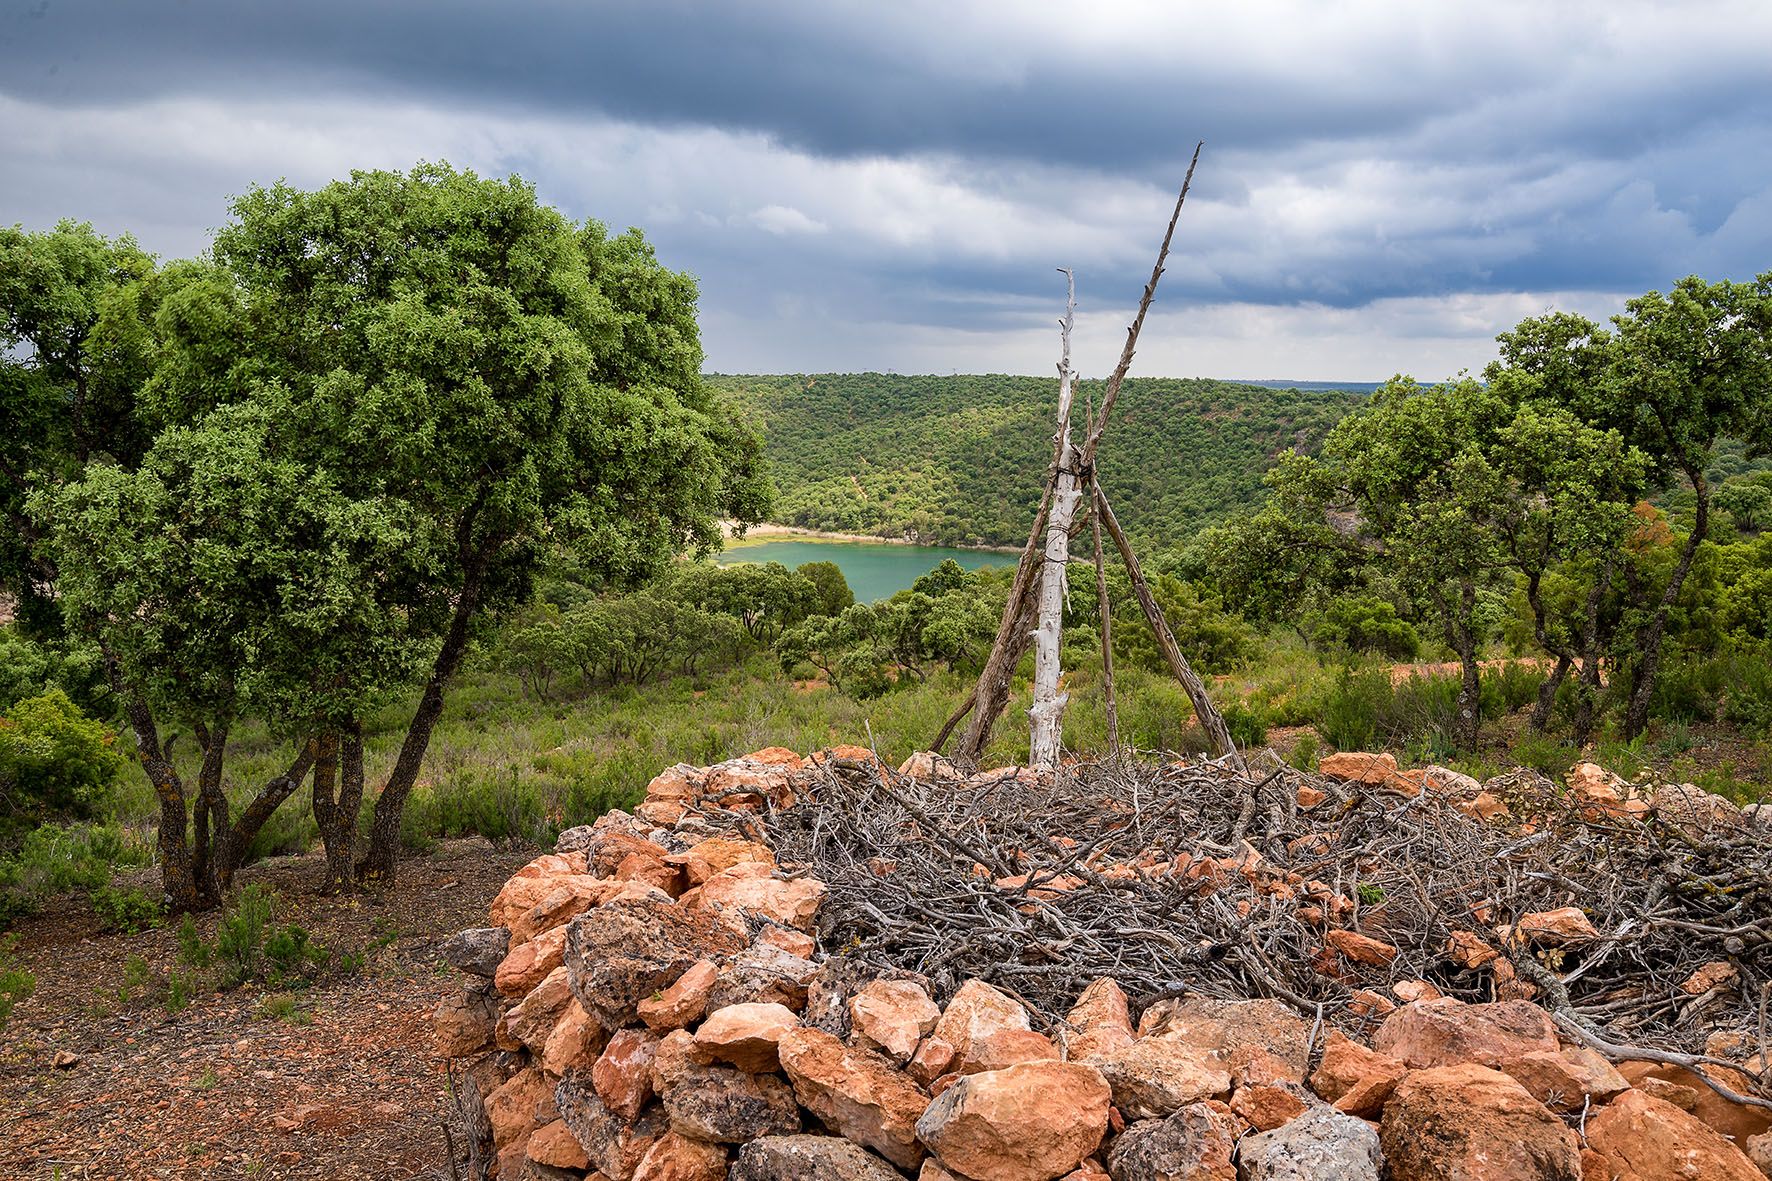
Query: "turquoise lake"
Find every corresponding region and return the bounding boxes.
[718,539,1011,602]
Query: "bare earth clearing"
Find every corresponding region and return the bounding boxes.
[0,841,534,1180]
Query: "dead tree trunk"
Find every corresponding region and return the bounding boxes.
[1093,478,1244,770]
[1092,502,1120,758]
[1029,270,1082,768]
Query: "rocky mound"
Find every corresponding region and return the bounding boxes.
[434,746,1772,1179]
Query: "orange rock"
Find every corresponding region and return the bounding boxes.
[1457,791,1510,821]
[850,979,941,1065]
[914,1061,1112,1181]
[1514,906,1599,945]
[495,923,570,996]
[1586,1089,1763,1181]
[1679,960,1739,995]
[777,1026,931,1169]
[911,979,1056,1082]
[487,852,590,927]
[1137,996,1313,1078]
[1326,928,1400,967]
[1497,1047,1628,1112]
[1616,1061,1772,1146]
[1319,751,1400,784]
[1084,1037,1231,1119]
[665,837,776,887]
[1060,977,1136,1061]
[693,1002,800,1073]
[499,966,575,1055]
[1310,1033,1406,1114]
[1391,979,1443,1004]
[639,959,719,1033]
[690,862,826,932]
[433,983,499,1057]
[1380,1063,1581,1180]
[1443,930,1500,970]
[526,1120,590,1171]
[744,746,805,768]
[1229,1081,1311,1131]
[1348,989,1396,1018]
[1371,997,1558,1070]
[898,750,960,779]
[509,875,622,944]
[1296,783,1328,809]
[632,1131,730,1181]
[486,1066,552,1149]
[593,1028,661,1121]
[754,924,817,959]
[541,998,606,1075]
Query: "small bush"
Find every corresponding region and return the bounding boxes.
[1508,732,1581,777]
[264,923,329,985]
[1285,731,1321,772]
[89,884,165,934]
[0,690,127,830]
[1317,668,1391,750]
[1220,700,1269,748]
[213,884,274,986]
[0,936,33,1032]
[166,968,197,1015]
[176,913,213,969]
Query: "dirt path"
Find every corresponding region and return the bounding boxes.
[0,839,534,1180]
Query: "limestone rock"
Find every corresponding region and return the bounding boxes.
[1105,1101,1239,1181]
[850,978,941,1064]
[564,896,747,1029]
[729,1134,907,1181]
[554,1075,669,1181]
[434,980,500,1057]
[1228,1081,1312,1132]
[916,1061,1112,1181]
[1235,1104,1383,1180]
[1086,1037,1231,1119]
[1586,1088,1764,1181]
[1324,929,1399,967]
[704,944,820,1013]
[441,926,511,977]
[1379,1063,1581,1181]
[487,1066,552,1150]
[1370,997,1558,1069]
[1318,751,1399,785]
[778,1025,931,1169]
[497,923,571,996]
[656,1058,799,1144]
[1514,907,1599,945]
[501,966,576,1055]
[693,1002,800,1072]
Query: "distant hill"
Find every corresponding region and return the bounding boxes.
[709,373,1366,550]
[1237,379,1387,394]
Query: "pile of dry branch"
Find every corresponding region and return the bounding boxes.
[759,753,1771,1061]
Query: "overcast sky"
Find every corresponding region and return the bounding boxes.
[3,1,1769,380]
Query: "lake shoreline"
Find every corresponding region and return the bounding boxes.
[721,521,1023,555]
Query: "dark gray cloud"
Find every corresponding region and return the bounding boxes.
[1,0,1767,377]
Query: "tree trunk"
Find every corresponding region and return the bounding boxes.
[950,494,1052,763]
[1453,583,1482,752]
[358,563,485,885]
[1623,466,1708,740]
[1521,566,1574,732]
[1094,480,1244,769]
[191,720,230,905]
[1530,654,1572,732]
[1029,271,1081,769]
[1572,559,1614,747]
[123,694,201,912]
[312,722,363,894]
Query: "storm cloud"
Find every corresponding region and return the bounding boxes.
[3,0,1768,378]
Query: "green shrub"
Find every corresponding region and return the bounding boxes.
[89,884,165,934]
[0,690,127,830]
[214,884,274,986]
[1285,731,1320,772]
[264,923,329,985]
[0,822,153,928]
[165,968,197,1015]
[0,936,33,1032]
[176,912,213,969]
[1220,700,1269,748]
[1317,667,1391,750]
[1508,732,1581,777]
[1311,597,1420,660]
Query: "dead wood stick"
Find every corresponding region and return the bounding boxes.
[1078,141,1203,471]
[1092,477,1244,770]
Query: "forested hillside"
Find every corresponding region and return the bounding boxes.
[711,373,1364,547]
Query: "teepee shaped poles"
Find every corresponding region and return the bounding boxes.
[935,143,1242,772]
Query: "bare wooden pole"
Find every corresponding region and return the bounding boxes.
[1029,269,1083,768]
[1078,141,1202,471]
[1092,476,1243,769]
[1091,502,1120,759]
